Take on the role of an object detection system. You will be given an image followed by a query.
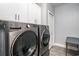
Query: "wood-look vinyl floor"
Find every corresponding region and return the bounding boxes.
[49,46,79,56]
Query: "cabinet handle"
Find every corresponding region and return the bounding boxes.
[34,19,37,23]
[15,14,17,20]
[18,14,20,20]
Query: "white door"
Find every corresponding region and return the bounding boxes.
[48,10,54,49]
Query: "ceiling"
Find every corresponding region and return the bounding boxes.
[49,3,67,8]
[37,3,68,8]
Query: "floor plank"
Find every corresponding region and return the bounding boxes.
[49,46,79,56]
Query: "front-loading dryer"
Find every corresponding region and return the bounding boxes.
[8,22,39,56]
[38,25,50,56]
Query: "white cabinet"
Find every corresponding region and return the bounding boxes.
[0,3,41,24]
[16,4,29,23]
[0,3,28,22]
[0,4,18,21]
[18,3,41,24]
[28,3,41,24]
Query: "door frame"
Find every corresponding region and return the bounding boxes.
[47,10,55,46]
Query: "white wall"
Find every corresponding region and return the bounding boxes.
[36,3,48,25]
[37,3,55,25]
[41,3,48,25]
[55,4,79,46]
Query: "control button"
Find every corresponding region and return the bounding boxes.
[26,24,30,28]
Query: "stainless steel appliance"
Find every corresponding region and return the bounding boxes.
[8,22,39,56]
[0,20,39,56]
[38,25,50,56]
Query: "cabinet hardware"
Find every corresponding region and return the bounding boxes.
[15,14,17,20]
[18,14,20,20]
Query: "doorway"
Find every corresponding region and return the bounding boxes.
[48,10,54,49]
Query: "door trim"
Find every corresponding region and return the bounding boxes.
[48,10,55,47]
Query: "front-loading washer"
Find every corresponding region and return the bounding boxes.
[38,25,50,56]
[8,21,39,56]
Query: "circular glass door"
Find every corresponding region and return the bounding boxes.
[11,31,37,56]
[42,29,50,47]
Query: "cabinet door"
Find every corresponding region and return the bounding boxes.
[0,3,41,23]
[34,4,41,24]
[17,3,29,23]
[28,3,41,24]
[0,4,18,21]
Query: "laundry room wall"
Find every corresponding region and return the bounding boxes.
[37,3,55,25]
[37,3,47,25]
[54,3,79,47]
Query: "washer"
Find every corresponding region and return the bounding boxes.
[38,25,50,56]
[8,21,39,56]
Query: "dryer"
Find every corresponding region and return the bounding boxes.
[38,25,50,56]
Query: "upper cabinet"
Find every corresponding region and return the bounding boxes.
[0,3,41,24]
[16,3,29,23]
[28,3,41,24]
[0,4,19,21]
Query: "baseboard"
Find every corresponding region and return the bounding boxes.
[53,43,66,48]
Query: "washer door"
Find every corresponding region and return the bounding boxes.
[42,29,50,47]
[11,31,37,56]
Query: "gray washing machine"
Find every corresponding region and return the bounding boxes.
[38,25,50,56]
[8,22,38,56]
[8,22,39,56]
[0,20,39,56]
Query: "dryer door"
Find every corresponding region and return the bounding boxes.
[11,31,37,56]
[42,28,50,47]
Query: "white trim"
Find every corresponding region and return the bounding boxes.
[48,10,54,16]
[53,43,66,48]
[48,10,55,43]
